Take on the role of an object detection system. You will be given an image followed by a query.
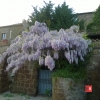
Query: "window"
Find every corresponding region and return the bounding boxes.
[2,33,6,40]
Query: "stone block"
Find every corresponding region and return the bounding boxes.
[52,77,86,100]
[24,70,29,74]
[10,64,38,96]
[26,74,31,79]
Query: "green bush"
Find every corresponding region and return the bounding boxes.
[52,52,92,81]
[86,5,100,34]
[28,1,79,30]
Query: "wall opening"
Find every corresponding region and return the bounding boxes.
[38,65,52,96]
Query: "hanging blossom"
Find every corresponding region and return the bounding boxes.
[39,56,44,65]
[45,55,55,71]
[0,21,92,75]
[65,51,71,64]
[53,51,59,59]
[51,40,60,51]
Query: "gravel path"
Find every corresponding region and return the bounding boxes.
[0,92,51,100]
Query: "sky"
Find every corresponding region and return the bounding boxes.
[0,0,100,26]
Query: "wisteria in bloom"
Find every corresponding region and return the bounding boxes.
[39,56,44,65]
[45,55,55,71]
[0,21,92,75]
[54,51,59,59]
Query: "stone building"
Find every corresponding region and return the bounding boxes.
[0,12,94,48]
[0,23,24,54]
[0,23,24,42]
[0,12,100,100]
[77,12,94,29]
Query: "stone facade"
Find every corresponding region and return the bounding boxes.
[0,39,10,54]
[52,77,86,100]
[10,61,38,96]
[0,59,39,96]
[86,40,100,100]
[77,12,94,26]
[0,23,24,54]
[0,23,24,42]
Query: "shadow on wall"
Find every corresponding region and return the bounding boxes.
[0,56,9,93]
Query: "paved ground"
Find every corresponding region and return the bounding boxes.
[0,92,51,100]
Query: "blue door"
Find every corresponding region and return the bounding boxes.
[38,70,52,95]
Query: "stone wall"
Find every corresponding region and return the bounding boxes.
[52,40,100,100]
[0,36,100,100]
[0,39,10,54]
[86,40,100,100]
[77,12,94,26]
[10,61,38,96]
[0,59,9,93]
[52,77,86,100]
[0,23,25,55]
[0,23,24,42]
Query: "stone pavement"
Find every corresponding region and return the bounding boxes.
[0,92,51,100]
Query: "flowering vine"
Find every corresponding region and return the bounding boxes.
[0,21,92,75]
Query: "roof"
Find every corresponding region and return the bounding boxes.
[77,11,94,15]
[0,23,23,28]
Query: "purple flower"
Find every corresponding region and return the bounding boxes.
[74,57,78,64]
[28,55,32,61]
[45,55,55,71]
[22,42,29,52]
[64,51,71,63]
[54,52,59,59]
[51,40,60,51]
[39,57,44,65]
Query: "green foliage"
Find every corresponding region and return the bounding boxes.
[45,89,52,96]
[78,19,85,31]
[50,2,78,30]
[3,93,14,97]
[19,93,26,96]
[28,6,41,26]
[52,52,92,80]
[86,22,98,33]
[93,6,100,24]
[86,5,100,34]
[82,33,88,39]
[28,1,54,28]
[28,1,80,30]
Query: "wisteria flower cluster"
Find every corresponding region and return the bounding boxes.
[0,21,92,75]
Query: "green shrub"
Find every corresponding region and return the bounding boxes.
[86,5,100,34]
[52,52,92,81]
